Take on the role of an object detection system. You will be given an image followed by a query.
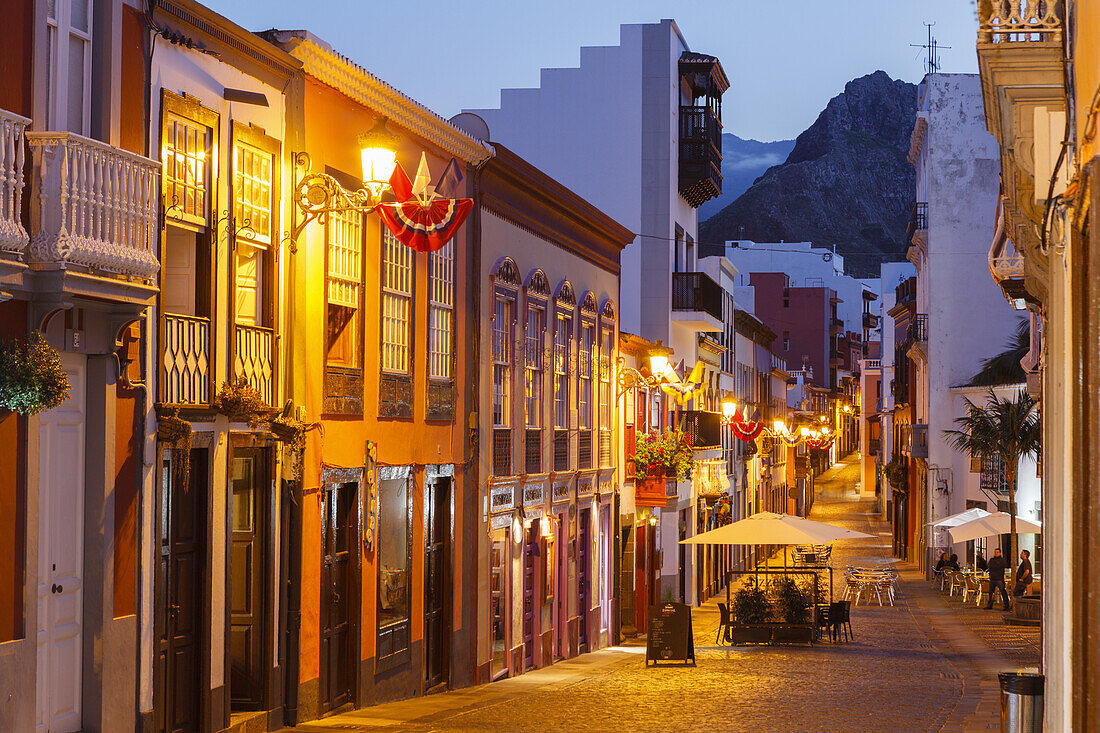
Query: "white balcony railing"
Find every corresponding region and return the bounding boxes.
[0,108,30,254]
[26,131,159,280]
[162,313,210,405]
[234,324,274,405]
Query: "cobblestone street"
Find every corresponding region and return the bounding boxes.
[285,457,1037,733]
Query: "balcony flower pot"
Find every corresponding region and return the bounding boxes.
[0,331,69,416]
[156,407,193,486]
[635,469,668,508]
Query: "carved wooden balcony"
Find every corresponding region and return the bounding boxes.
[678,105,722,207]
[0,108,30,258]
[234,323,275,405]
[161,313,210,405]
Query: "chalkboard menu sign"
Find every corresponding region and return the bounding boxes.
[645,602,695,666]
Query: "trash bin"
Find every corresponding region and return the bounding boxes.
[999,672,1043,732]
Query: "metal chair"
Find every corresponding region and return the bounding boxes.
[716,602,733,645]
[961,574,980,604]
[830,600,853,642]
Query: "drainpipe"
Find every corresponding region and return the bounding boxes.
[283,478,302,724]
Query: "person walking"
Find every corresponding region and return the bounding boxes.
[1013,549,1033,597]
[985,548,1010,610]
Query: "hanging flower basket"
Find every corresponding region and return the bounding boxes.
[157,407,193,487]
[269,411,321,482]
[0,331,70,416]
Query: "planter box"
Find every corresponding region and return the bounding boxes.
[635,472,669,507]
[727,625,771,645]
[770,624,814,645]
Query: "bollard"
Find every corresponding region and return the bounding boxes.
[999,672,1043,732]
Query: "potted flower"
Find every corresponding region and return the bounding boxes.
[213,377,274,425]
[632,430,693,506]
[729,580,773,644]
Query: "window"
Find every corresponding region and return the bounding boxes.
[492,295,514,429]
[428,241,454,380]
[47,0,92,134]
[524,303,545,428]
[377,469,411,670]
[598,324,613,467]
[554,312,571,429]
[382,230,413,373]
[234,143,272,245]
[326,209,363,368]
[164,113,211,228]
[578,322,593,430]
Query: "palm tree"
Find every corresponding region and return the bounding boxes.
[944,389,1040,568]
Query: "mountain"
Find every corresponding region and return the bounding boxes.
[697,134,795,221]
[699,70,917,277]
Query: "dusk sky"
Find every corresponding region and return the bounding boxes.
[203,0,980,142]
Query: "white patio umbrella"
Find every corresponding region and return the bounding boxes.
[679,512,874,605]
[947,512,1041,543]
[929,507,992,528]
[680,511,874,546]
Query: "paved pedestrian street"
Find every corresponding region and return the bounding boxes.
[284,458,1037,733]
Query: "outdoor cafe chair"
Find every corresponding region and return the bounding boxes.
[948,572,965,598]
[716,602,733,645]
[814,603,832,641]
[830,600,853,642]
[976,578,989,607]
[962,574,980,604]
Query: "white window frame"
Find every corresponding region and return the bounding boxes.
[47,0,92,135]
[428,240,454,380]
[382,229,413,374]
[163,113,212,230]
[553,310,572,430]
[233,141,273,247]
[524,301,545,429]
[577,320,594,430]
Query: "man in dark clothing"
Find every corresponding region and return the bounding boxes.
[985,548,1010,610]
[1014,550,1034,597]
[976,550,988,572]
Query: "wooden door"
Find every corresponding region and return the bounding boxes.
[577,508,590,651]
[555,512,567,659]
[320,480,356,712]
[229,449,266,710]
[423,476,449,689]
[522,527,536,669]
[156,449,207,733]
[35,353,85,733]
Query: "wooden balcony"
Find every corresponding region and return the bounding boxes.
[0,108,30,258]
[161,313,210,405]
[25,131,159,288]
[234,323,275,406]
[671,271,723,332]
[678,105,722,207]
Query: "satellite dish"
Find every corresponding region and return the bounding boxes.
[822,253,833,262]
[449,112,490,142]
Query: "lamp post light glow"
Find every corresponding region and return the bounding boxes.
[722,399,738,420]
[649,354,670,378]
[358,117,399,195]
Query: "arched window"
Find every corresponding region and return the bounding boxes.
[577,292,598,469]
[523,270,551,473]
[598,299,616,467]
[491,258,520,476]
[553,281,575,471]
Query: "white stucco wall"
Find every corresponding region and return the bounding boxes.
[911,74,1019,529]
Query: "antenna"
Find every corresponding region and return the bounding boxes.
[911,22,951,74]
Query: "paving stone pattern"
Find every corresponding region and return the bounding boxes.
[285,458,1035,733]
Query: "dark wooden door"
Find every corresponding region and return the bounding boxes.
[522,528,536,669]
[577,508,590,651]
[424,476,449,688]
[156,449,207,733]
[229,449,266,710]
[320,480,356,711]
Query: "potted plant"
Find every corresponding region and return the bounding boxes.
[729,580,773,644]
[0,331,70,415]
[213,377,273,425]
[632,430,693,506]
[884,455,907,492]
[771,577,814,644]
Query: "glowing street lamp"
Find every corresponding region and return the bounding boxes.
[358,117,399,196]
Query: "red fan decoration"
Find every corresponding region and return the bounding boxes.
[376,197,472,253]
[731,419,764,442]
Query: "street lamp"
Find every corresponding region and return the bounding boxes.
[290,117,399,240]
[616,341,677,397]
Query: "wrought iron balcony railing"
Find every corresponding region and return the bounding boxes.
[671,271,723,322]
[908,314,928,343]
[680,410,722,449]
[906,202,928,245]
